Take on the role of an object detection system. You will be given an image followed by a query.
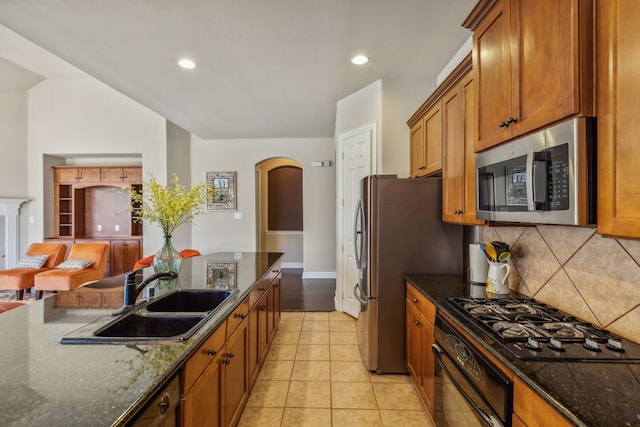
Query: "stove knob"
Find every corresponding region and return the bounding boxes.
[548,338,565,352]
[606,338,625,353]
[583,338,602,352]
[525,337,543,351]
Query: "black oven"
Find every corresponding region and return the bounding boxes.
[433,313,513,427]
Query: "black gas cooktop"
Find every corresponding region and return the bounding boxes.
[447,297,640,362]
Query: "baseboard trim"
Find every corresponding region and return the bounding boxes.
[281,262,304,269]
[302,271,337,279]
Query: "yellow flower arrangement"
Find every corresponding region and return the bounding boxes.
[128,174,213,236]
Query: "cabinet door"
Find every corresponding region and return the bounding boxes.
[461,75,484,226]
[423,101,443,175]
[181,348,225,427]
[55,168,80,184]
[123,167,142,183]
[76,168,101,183]
[442,79,465,223]
[473,0,513,151]
[224,316,249,427]
[511,0,585,138]
[110,240,141,276]
[420,314,436,417]
[406,300,423,386]
[410,119,426,177]
[271,276,281,337]
[597,0,640,238]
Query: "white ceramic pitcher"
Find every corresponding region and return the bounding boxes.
[486,261,511,295]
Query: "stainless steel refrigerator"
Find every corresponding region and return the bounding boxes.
[353,175,463,373]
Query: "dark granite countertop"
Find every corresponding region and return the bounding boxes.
[0,252,282,427]
[405,274,640,427]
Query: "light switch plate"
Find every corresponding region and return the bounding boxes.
[234,212,242,220]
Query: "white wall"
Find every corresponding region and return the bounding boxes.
[25,77,168,252]
[190,136,335,275]
[334,77,433,177]
[166,121,193,252]
[0,92,30,254]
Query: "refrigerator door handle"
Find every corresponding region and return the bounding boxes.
[353,282,368,306]
[353,199,365,267]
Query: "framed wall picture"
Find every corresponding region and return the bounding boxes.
[207,171,237,211]
[206,261,237,289]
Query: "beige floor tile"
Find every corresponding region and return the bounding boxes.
[331,381,378,409]
[304,312,330,321]
[329,311,357,321]
[296,344,330,360]
[272,330,300,345]
[330,331,358,345]
[237,407,284,426]
[332,409,382,427]
[257,360,294,381]
[291,360,331,381]
[266,344,298,361]
[372,383,423,410]
[285,381,331,408]
[330,344,362,361]
[302,320,330,332]
[369,373,411,383]
[330,361,371,382]
[281,312,305,321]
[279,319,303,332]
[379,409,434,427]
[330,320,357,332]
[299,330,330,345]
[281,408,332,427]
[245,380,290,407]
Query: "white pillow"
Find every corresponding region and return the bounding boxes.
[55,259,95,270]
[16,255,49,269]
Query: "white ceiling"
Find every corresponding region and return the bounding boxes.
[0,0,475,139]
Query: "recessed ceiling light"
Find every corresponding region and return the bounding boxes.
[351,55,370,65]
[178,58,197,69]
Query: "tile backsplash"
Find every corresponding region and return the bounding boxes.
[481,225,640,344]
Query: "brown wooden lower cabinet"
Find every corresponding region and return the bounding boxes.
[405,284,436,418]
[181,263,282,427]
[110,239,141,276]
[513,377,572,427]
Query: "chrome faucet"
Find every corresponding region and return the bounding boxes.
[121,267,178,308]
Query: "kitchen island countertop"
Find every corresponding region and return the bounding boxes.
[406,274,640,427]
[0,252,282,427]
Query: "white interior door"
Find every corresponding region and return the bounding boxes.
[338,124,373,318]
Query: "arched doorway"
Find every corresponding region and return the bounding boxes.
[255,158,303,268]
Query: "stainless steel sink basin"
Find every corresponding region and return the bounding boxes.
[59,288,238,344]
[146,289,234,313]
[94,312,206,339]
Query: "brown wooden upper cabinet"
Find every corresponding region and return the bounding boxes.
[55,167,101,184]
[442,67,484,225]
[597,0,640,238]
[464,0,595,152]
[100,167,142,183]
[409,101,442,178]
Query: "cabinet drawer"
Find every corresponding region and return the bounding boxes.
[406,284,435,323]
[249,279,270,308]
[227,298,249,340]
[182,323,226,395]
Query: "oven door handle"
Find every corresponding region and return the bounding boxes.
[432,343,504,427]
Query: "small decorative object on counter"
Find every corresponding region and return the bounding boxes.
[481,241,511,295]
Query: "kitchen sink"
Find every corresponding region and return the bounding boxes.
[146,289,234,313]
[94,312,206,339]
[59,288,238,344]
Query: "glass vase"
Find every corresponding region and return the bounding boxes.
[152,235,183,274]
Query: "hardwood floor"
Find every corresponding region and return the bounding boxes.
[280,268,336,312]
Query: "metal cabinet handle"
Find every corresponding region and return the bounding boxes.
[207,349,217,356]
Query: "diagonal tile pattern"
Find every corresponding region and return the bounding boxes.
[239,311,433,427]
[482,224,640,344]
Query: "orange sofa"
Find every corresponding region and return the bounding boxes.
[34,243,110,299]
[0,242,67,300]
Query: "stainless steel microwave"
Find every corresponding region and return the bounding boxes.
[476,118,596,225]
